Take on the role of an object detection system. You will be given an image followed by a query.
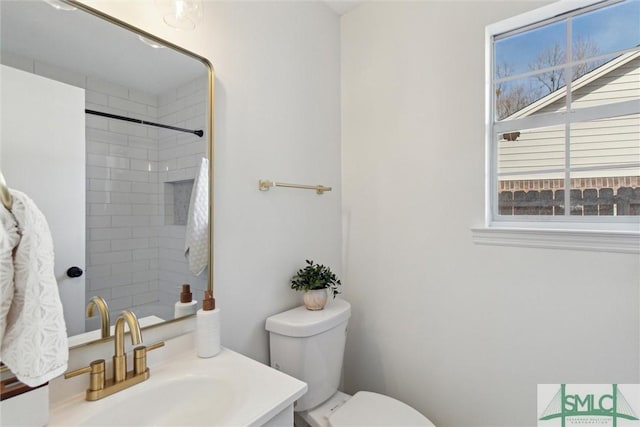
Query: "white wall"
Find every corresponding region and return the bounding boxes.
[341,2,640,426]
[81,0,342,364]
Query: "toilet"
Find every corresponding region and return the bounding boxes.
[265,299,435,427]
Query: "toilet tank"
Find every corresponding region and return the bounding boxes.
[265,299,351,412]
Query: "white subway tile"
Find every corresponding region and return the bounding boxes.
[86,90,108,107]
[111,283,150,299]
[157,237,184,250]
[131,182,159,194]
[88,251,132,266]
[87,191,110,204]
[132,204,159,216]
[86,166,110,180]
[86,264,111,277]
[128,89,158,107]
[89,203,132,216]
[109,145,148,160]
[85,103,121,116]
[128,136,157,149]
[88,240,111,254]
[86,141,109,155]
[86,129,128,147]
[87,76,128,99]
[149,216,164,226]
[111,260,150,274]
[90,227,132,241]
[132,291,158,306]
[177,155,197,169]
[110,168,149,183]
[88,272,131,289]
[108,95,148,116]
[88,179,131,193]
[111,238,149,251]
[109,296,134,311]
[86,114,109,131]
[133,270,158,283]
[109,120,148,138]
[165,225,187,239]
[86,287,112,300]
[130,159,158,172]
[132,248,158,260]
[87,215,111,228]
[132,227,161,238]
[111,216,150,227]
[87,153,130,169]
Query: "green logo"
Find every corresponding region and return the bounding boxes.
[539,384,639,427]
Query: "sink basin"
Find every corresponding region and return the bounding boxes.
[49,334,307,426]
[79,376,236,426]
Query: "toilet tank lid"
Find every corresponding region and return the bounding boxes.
[265,299,351,338]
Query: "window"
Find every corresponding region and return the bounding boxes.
[485,0,640,236]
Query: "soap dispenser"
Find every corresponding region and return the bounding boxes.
[174,284,198,318]
[196,291,220,358]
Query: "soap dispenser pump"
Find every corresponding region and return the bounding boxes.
[174,284,198,318]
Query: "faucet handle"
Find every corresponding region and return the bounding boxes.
[133,341,165,376]
[64,359,106,392]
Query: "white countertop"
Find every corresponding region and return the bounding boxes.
[49,333,307,426]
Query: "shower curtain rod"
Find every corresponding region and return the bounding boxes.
[85,109,204,137]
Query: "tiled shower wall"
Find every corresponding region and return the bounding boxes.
[157,77,209,309]
[84,77,163,325]
[86,74,208,325]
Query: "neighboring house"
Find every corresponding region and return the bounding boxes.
[497,50,640,214]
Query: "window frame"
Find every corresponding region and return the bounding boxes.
[479,0,640,251]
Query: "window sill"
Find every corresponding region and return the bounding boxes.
[471,227,640,254]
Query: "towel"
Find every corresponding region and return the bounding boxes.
[185,157,209,276]
[0,190,68,387]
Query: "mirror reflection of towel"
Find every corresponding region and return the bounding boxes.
[0,190,68,387]
[185,158,209,276]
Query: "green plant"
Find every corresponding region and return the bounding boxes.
[290,260,341,298]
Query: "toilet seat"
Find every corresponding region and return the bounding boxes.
[329,391,435,426]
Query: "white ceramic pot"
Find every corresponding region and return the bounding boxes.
[303,289,328,310]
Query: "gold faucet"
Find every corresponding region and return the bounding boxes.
[86,296,110,339]
[113,310,142,383]
[64,310,164,401]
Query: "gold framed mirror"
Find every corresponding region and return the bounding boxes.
[0,0,213,349]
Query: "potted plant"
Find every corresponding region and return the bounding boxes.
[290,260,341,310]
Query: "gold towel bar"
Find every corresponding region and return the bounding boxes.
[258,180,332,195]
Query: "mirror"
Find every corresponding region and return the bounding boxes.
[0,0,213,347]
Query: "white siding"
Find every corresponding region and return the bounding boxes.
[499,56,640,181]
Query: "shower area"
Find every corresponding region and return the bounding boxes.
[83,73,209,330]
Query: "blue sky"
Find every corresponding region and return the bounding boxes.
[495,0,640,78]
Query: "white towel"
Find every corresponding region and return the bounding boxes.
[0,190,68,387]
[185,158,209,276]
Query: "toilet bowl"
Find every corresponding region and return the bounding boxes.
[265,299,435,426]
[299,390,434,427]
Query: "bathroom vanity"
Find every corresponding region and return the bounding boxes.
[48,332,307,426]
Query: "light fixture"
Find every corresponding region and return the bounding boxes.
[43,0,77,11]
[155,0,203,31]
